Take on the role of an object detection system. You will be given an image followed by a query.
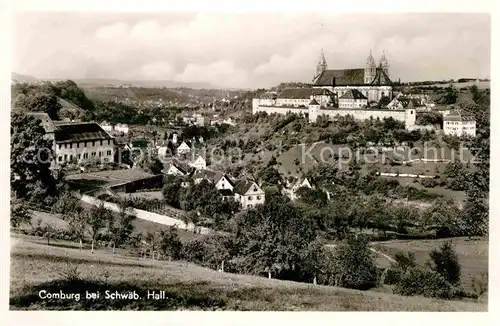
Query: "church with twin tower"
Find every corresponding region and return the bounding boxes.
[312,49,393,104]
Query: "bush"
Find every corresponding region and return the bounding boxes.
[393,266,453,299]
[420,178,438,188]
[428,241,461,285]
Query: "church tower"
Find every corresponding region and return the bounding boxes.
[364,50,377,84]
[313,49,328,82]
[380,50,389,77]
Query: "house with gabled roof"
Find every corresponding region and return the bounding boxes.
[164,159,195,177]
[234,180,265,209]
[443,110,476,137]
[189,155,207,170]
[193,170,235,190]
[28,112,115,166]
[176,141,191,155]
[338,89,368,109]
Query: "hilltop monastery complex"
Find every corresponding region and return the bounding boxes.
[252,50,417,129]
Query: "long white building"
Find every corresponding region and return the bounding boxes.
[443,110,476,137]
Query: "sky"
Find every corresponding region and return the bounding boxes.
[12,12,491,89]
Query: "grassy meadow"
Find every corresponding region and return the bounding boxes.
[10,234,486,311]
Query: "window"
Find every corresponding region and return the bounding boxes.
[77,143,79,148]
[58,156,62,162]
[64,154,67,161]
[92,152,96,157]
[70,143,73,149]
[70,155,73,161]
[92,141,95,146]
[78,154,81,159]
[253,187,257,192]
[98,152,101,157]
[257,195,261,200]
[107,150,112,156]
[58,144,62,150]
[108,139,111,145]
[64,144,67,149]
[100,140,103,146]
[248,196,253,201]
[83,153,88,159]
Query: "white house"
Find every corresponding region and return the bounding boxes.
[115,123,129,134]
[291,178,313,193]
[338,89,368,109]
[177,141,191,155]
[189,155,207,170]
[234,180,265,209]
[30,113,115,166]
[443,110,476,137]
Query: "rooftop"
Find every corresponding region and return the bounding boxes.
[339,89,368,100]
[277,88,334,99]
[234,180,260,195]
[54,122,114,144]
[444,110,476,122]
[27,112,57,133]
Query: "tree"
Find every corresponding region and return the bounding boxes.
[52,192,82,216]
[112,199,136,251]
[11,112,64,205]
[296,187,328,208]
[428,241,461,286]
[234,195,318,278]
[20,93,62,120]
[162,176,182,208]
[67,209,87,251]
[10,196,32,228]
[258,166,283,187]
[87,203,112,253]
[158,226,183,260]
[149,157,164,175]
[333,235,378,290]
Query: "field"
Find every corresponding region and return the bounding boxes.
[26,208,200,243]
[373,237,488,293]
[10,234,486,311]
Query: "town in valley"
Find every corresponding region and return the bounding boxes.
[9,12,490,312]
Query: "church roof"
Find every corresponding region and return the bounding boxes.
[313,67,392,86]
[339,89,368,100]
[314,68,365,86]
[278,88,333,99]
[370,68,393,86]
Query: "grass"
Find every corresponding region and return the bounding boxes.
[10,234,486,311]
[23,209,201,243]
[373,237,488,293]
[66,179,109,195]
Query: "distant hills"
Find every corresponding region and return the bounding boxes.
[12,73,219,89]
[11,72,39,83]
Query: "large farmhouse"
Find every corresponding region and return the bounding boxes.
[28,112,115,166]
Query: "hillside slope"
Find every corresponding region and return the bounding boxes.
[10,235,485,311]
